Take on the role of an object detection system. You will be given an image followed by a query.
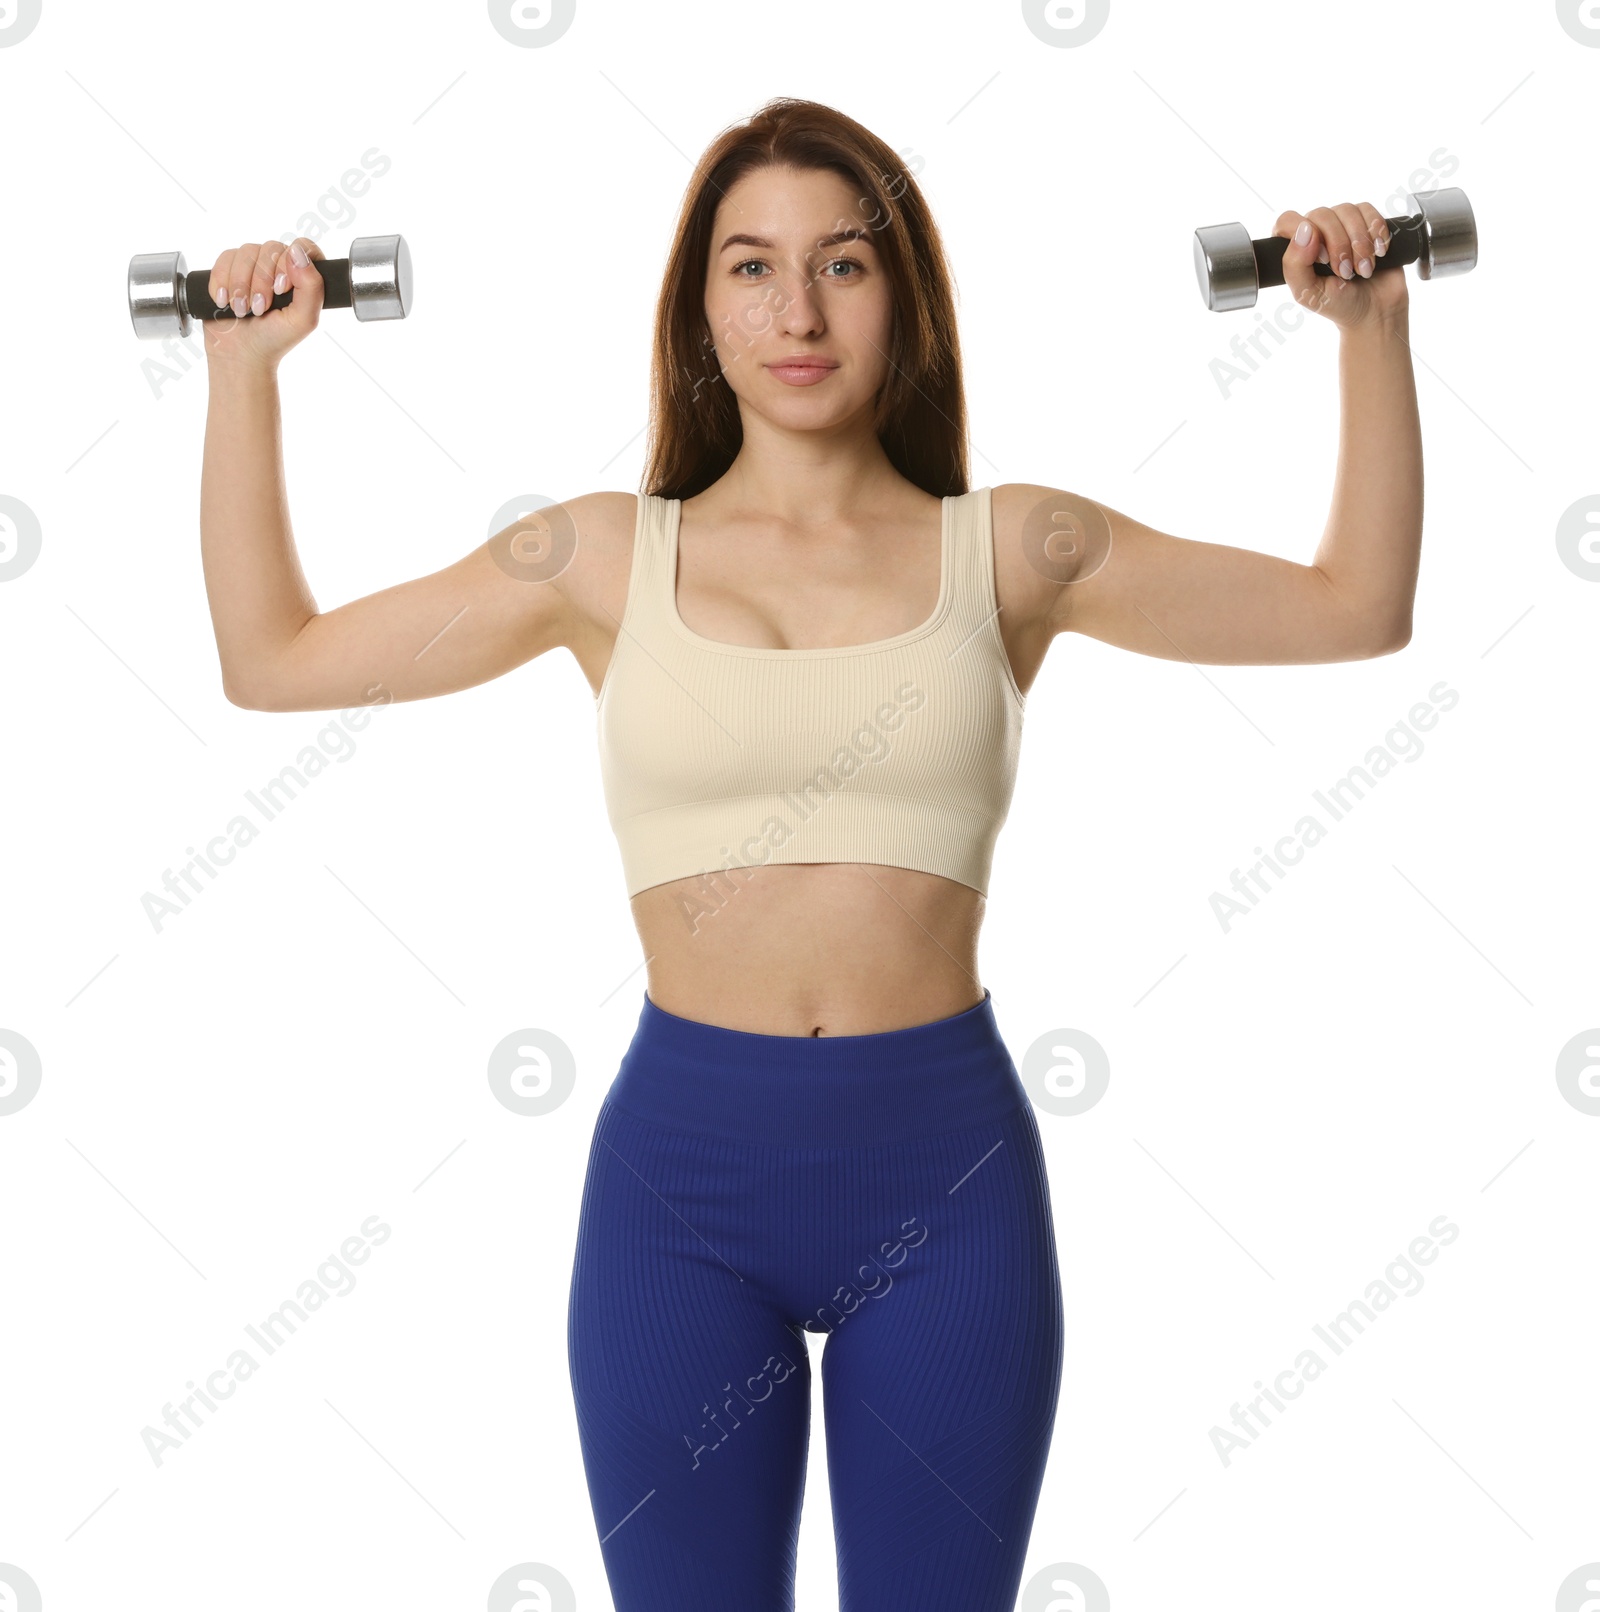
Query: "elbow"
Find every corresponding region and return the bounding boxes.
[222,647,303,709]
[1362,617,1412,658]
[222,672,281,710]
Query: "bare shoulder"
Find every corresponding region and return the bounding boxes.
[526,489,634,610]
[558,488,638,555]
[543,490,640,695]
[971,482,1094,698]
[563,489,638,568]
[989,481,1101,637]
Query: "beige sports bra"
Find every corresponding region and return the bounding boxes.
[595,487,1026,900]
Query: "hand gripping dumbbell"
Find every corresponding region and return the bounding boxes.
[1192,188,1476,312]
[127,234,413,338]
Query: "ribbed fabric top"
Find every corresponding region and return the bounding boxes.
[594,486,1026,899]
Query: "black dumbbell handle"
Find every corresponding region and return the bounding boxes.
[1254,210,1427,288]
[185,255,353,321]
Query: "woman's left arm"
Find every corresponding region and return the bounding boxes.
[1044,200,1421,665]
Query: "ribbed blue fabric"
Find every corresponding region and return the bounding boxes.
[566,988,1065,1611]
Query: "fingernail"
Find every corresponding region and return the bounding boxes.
[1294,220,1311,246]
[273,271,287,293]
[251,292,265,315]
[1339,258,1353,280]
[291,244,308,266]
[231,293,247,315]
[1357,258,1372,278]
[1374,234,1388,258]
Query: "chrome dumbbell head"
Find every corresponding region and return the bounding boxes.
[1410,188,1476,281]
[1191,223,1259,314]
[128,250,192,339]
[349,234,413,322]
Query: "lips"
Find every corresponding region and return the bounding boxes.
[766,358,838,386]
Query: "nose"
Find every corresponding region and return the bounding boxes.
[771,264,827,336]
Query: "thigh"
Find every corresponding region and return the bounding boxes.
[818,1103,1065,1612]
[566,1100,813,1612]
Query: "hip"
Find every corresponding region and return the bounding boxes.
[574,986,1059,1323]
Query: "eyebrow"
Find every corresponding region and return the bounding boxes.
[716,227,874,254]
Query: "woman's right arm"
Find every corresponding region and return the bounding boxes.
[200,235,598,713]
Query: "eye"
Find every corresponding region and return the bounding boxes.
[728,256,866,281]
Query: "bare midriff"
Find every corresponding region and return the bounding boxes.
[628,861,986,1037]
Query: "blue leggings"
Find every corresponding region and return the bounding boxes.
[566,987,1065,1611]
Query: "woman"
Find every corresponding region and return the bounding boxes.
[199,97,1418,1612]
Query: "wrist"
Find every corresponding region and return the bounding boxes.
[1345,302,1410,342]
[206,351,279,389]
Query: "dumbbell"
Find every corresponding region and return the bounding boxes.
[127,233,413,338]
[1192,188,1476,312]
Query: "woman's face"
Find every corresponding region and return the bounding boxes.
[701,163,894,431]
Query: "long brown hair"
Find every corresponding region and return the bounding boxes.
[643,97,969,502]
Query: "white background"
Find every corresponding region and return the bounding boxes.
[1,1,1595,1608]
